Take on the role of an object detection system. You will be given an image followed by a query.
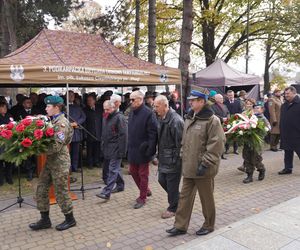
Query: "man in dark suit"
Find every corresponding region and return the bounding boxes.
[83,94,102,169]
[15,97,40,181]
[67,91,86,173]
[224,90,242,154]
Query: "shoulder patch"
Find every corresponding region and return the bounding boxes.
[57,131,65,141]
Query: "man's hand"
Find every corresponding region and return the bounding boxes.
[71,122,78,128]
[196,164,207,176]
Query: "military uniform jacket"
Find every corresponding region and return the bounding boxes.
[181,106,225,179]
[47,114,74,168]
[268,96,282,134]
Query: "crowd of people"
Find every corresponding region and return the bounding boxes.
[1,85,299,236]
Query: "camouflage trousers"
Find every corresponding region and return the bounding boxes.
[36,161,73,215]
[242,144,265,174]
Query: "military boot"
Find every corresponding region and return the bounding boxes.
[243,173,253,184]
[55,212,76,231]
[258,169,266,181]
[29,211,52,230]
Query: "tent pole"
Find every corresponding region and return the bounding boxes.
[66,83,69,117]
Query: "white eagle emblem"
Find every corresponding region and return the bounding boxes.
[160,73,168,83]
[10,65,24,82]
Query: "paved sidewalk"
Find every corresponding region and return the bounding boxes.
[174,196,300,250]
[0,150,300,250]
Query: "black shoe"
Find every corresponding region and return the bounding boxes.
[258,169,265,181]
[133,201,144,209]
[96,193,110,200]
[196,227,213,236]
[221,155,227,160]
[233,151,239,155]
[87,165,93,169]
[55,212,76,231]
[166,227,186,236]
[6,179,13,185]
[147,191,152,197]
[243,174,253,184]
[270,148,278,152]
[278,169,292,175]
[29,211,52,230]
[111,187,124,193]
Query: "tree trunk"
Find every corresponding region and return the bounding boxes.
[148,0,156,92]
[3,0,17,52]
[264,40,272,94]
[134,0,140,58]
[0,1,10,57]
[201,0,216,66]
[178,0,193,103]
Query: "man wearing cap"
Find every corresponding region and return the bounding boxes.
[167,90,225,236]
[29,96,76,231]
[268,89,282,152]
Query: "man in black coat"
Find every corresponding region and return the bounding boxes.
[128,90,158,209]
[278,86,300,175]
[224,90,242,154]
[83,94,102,169]
[96,100,128,200]
[0,102,13,186]
[15,97,40,181]
[154,95,184,219]
[67,91,86,173]
[14,97,40,120]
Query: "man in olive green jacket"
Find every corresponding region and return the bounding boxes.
[167,90,225,236]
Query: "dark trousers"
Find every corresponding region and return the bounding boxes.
[101,159,124,197]
[23,156,36,180]
[270,134,280,150]
[284,149,300,170]
[86,140,101,167]
[225,141,238,153]
[158,172,181,213]
[130,163,149,203]
[102,159,110,184]
[0,161,13,185]
[70,142,80,172]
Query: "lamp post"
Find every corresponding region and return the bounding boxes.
[245,0,250,73]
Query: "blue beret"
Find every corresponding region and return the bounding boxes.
[44,96,64,105]
[187,90,208,100]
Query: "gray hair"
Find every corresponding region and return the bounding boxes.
[131,90,145,99]
[154,95,169,107]
[285,86,297,93]
[110,94,122,103]
[103,100,116,108]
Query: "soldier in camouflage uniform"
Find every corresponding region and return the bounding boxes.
[29,96,76,231]
[242,101,270,184]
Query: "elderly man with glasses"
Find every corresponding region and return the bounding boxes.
[127,90,158,209]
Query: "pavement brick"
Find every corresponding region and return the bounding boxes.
[0,150,300,249]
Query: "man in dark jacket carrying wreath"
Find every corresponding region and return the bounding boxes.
[154,95,184,219]
[128,90,158,209]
